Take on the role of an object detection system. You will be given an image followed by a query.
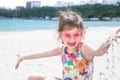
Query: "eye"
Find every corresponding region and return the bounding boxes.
[74,33,80,37]
[65,34,70,37]
[62,33,70,38]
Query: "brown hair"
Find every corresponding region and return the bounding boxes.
[57,10,85,39]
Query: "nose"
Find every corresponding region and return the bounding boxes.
[69,36,75,42]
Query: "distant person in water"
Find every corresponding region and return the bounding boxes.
[15,10,120,80]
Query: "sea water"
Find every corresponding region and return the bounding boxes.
[0,19,120,31]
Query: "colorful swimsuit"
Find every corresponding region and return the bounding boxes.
[61,45,94,80]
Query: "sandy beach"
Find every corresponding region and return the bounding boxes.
[0,27,120,80]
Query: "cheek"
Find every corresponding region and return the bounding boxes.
[75,37,82,43]
[61,34,69,40]
[61,36,68,42]
[62,38,68,43]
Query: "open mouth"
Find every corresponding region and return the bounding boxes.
[68,42,76,47]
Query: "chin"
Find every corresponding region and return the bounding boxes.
[68,45,77,49]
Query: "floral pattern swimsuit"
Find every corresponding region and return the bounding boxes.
[61,44,94,80]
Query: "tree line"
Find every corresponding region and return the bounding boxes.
[0,3,120,19]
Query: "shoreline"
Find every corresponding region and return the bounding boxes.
[0,26,120,32]
[0,17,120,21]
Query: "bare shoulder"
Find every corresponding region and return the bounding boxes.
[81,41,95,51]
[81,41,96,60]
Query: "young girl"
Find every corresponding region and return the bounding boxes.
[15,10,120,80]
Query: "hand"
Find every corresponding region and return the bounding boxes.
[15,54,24,69]
[106,28,120,44]
[116,28,120,34]
[111,28,120,43]
[115,28,120,38]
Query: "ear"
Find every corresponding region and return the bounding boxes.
[62,41,64,44]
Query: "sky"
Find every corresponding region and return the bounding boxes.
[0,0,102,9]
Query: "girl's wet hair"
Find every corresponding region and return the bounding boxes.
[57,10,85,32]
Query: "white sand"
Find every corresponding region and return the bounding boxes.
[0,27,120,80]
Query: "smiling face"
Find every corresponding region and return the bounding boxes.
[61,27,83,51]
[57,10,85,52]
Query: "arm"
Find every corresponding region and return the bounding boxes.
[15,47,60,69]
[22,47,60,60]
[83,28,120,58]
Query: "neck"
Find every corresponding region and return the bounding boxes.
[67,48,76,53]
[65,42,82,54]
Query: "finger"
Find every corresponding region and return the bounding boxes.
[15,63,19,69]
[116,29,120,34]
[15,59,21,69]
[17,54,20,57]
[116,36,120,38]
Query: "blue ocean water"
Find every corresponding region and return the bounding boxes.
[0,19,120,31]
